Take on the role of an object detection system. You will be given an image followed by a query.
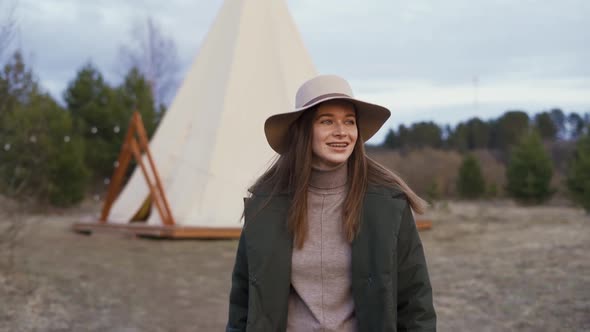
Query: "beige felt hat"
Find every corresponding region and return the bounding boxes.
[264,74,391,154]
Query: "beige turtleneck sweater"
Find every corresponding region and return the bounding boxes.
[286,162,356,332]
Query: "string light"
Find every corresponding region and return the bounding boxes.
[113,161,119,168]
[4,143,10,151]
[91,127,98,134]
[29,135,37,143]
[64,136,70,143]
[113,125,120,133]
[104,178,110,185]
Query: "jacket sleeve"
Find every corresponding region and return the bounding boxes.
[226,229,249,332]
[396,201,437,332]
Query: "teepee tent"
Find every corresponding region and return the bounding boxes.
[75,0,316,237]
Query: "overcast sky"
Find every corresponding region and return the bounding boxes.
[8,0,590,143]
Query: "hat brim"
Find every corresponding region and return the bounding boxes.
[265,96,391,154]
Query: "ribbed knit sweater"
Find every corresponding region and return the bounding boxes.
[286,162,356,332]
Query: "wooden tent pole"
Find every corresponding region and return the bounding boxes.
[99,111,175,226]
[100,116,137,222]
[127,139,172,226]
[132,113,176,225]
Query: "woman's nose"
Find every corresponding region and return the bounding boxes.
[333,123,347,136]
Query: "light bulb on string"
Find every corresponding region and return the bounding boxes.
[29,135,37,143]
[91,127,98,134]
[104,178,110,185]
[4,143,10,151]
[113,125,120,133]
[64,136,71,143]
[113,161,119,168]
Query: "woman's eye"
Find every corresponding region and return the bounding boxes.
[346,120,355,125]
[321,120,333,125]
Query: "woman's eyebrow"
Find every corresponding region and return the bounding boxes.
[316,113,335,119]
[317,112,356,118]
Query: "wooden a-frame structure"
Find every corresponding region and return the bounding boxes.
[72,112,242,238]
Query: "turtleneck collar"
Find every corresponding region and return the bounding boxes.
[309,162,348,194]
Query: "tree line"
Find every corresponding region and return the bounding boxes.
[0,51,160,206]
[380,111,590,212]
[0,10,178,208]
[381,109,590,152]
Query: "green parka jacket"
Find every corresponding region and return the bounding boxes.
[226,185,436,332]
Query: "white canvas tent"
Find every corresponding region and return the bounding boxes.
[76,0,316,237]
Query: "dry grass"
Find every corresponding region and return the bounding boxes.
[1,199,589,331]
[367,147,571,201]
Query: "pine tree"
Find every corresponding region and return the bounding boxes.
[566,133,590,213]
[506,130,554,204]
[457,154,486,199]
[64,63,128,180]
[64,64,160,181]
[0,51,39,129]
[0,54,88,206]
[382,129,397,149]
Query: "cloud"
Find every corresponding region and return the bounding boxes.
[10,0,590,129]
[16,0,224,97]
[290,0,590,82]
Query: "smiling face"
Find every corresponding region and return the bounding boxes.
[311,101,358,170]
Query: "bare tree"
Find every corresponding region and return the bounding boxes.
[0,0,17,60]
[119,17,180,107]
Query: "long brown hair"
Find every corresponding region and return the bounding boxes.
[249,101,427,249]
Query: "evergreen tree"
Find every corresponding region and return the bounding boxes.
[64,63,128,180]
[534,112,558,140]
[567,112,586,139]
[457,154,486,199]
[506,130,554,204]
[64,64,160,181]
[447,122,468,151]
[0,51,39,129]
[447,118,492,151]
[382,128,397,149]
[407,121,443,149]
[490,110,530,151]
[466,118,491,149]
[394,124,410,149]
[0,58,88,206]
[566,133,590,213]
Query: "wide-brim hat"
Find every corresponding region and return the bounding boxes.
[264,74,391,154]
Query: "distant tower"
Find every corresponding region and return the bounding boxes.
[472,76,479,113]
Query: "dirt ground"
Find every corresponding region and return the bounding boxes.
[0,199,589,332]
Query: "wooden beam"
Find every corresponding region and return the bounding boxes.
[72,222,242,239]
[128,139,172,226]
[100,114,137,222]
[133,113,175,225]
[99,111,176,226]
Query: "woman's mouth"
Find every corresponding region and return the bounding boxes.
[327,142,349,148]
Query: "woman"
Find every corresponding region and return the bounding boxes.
[227,75,436,332]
